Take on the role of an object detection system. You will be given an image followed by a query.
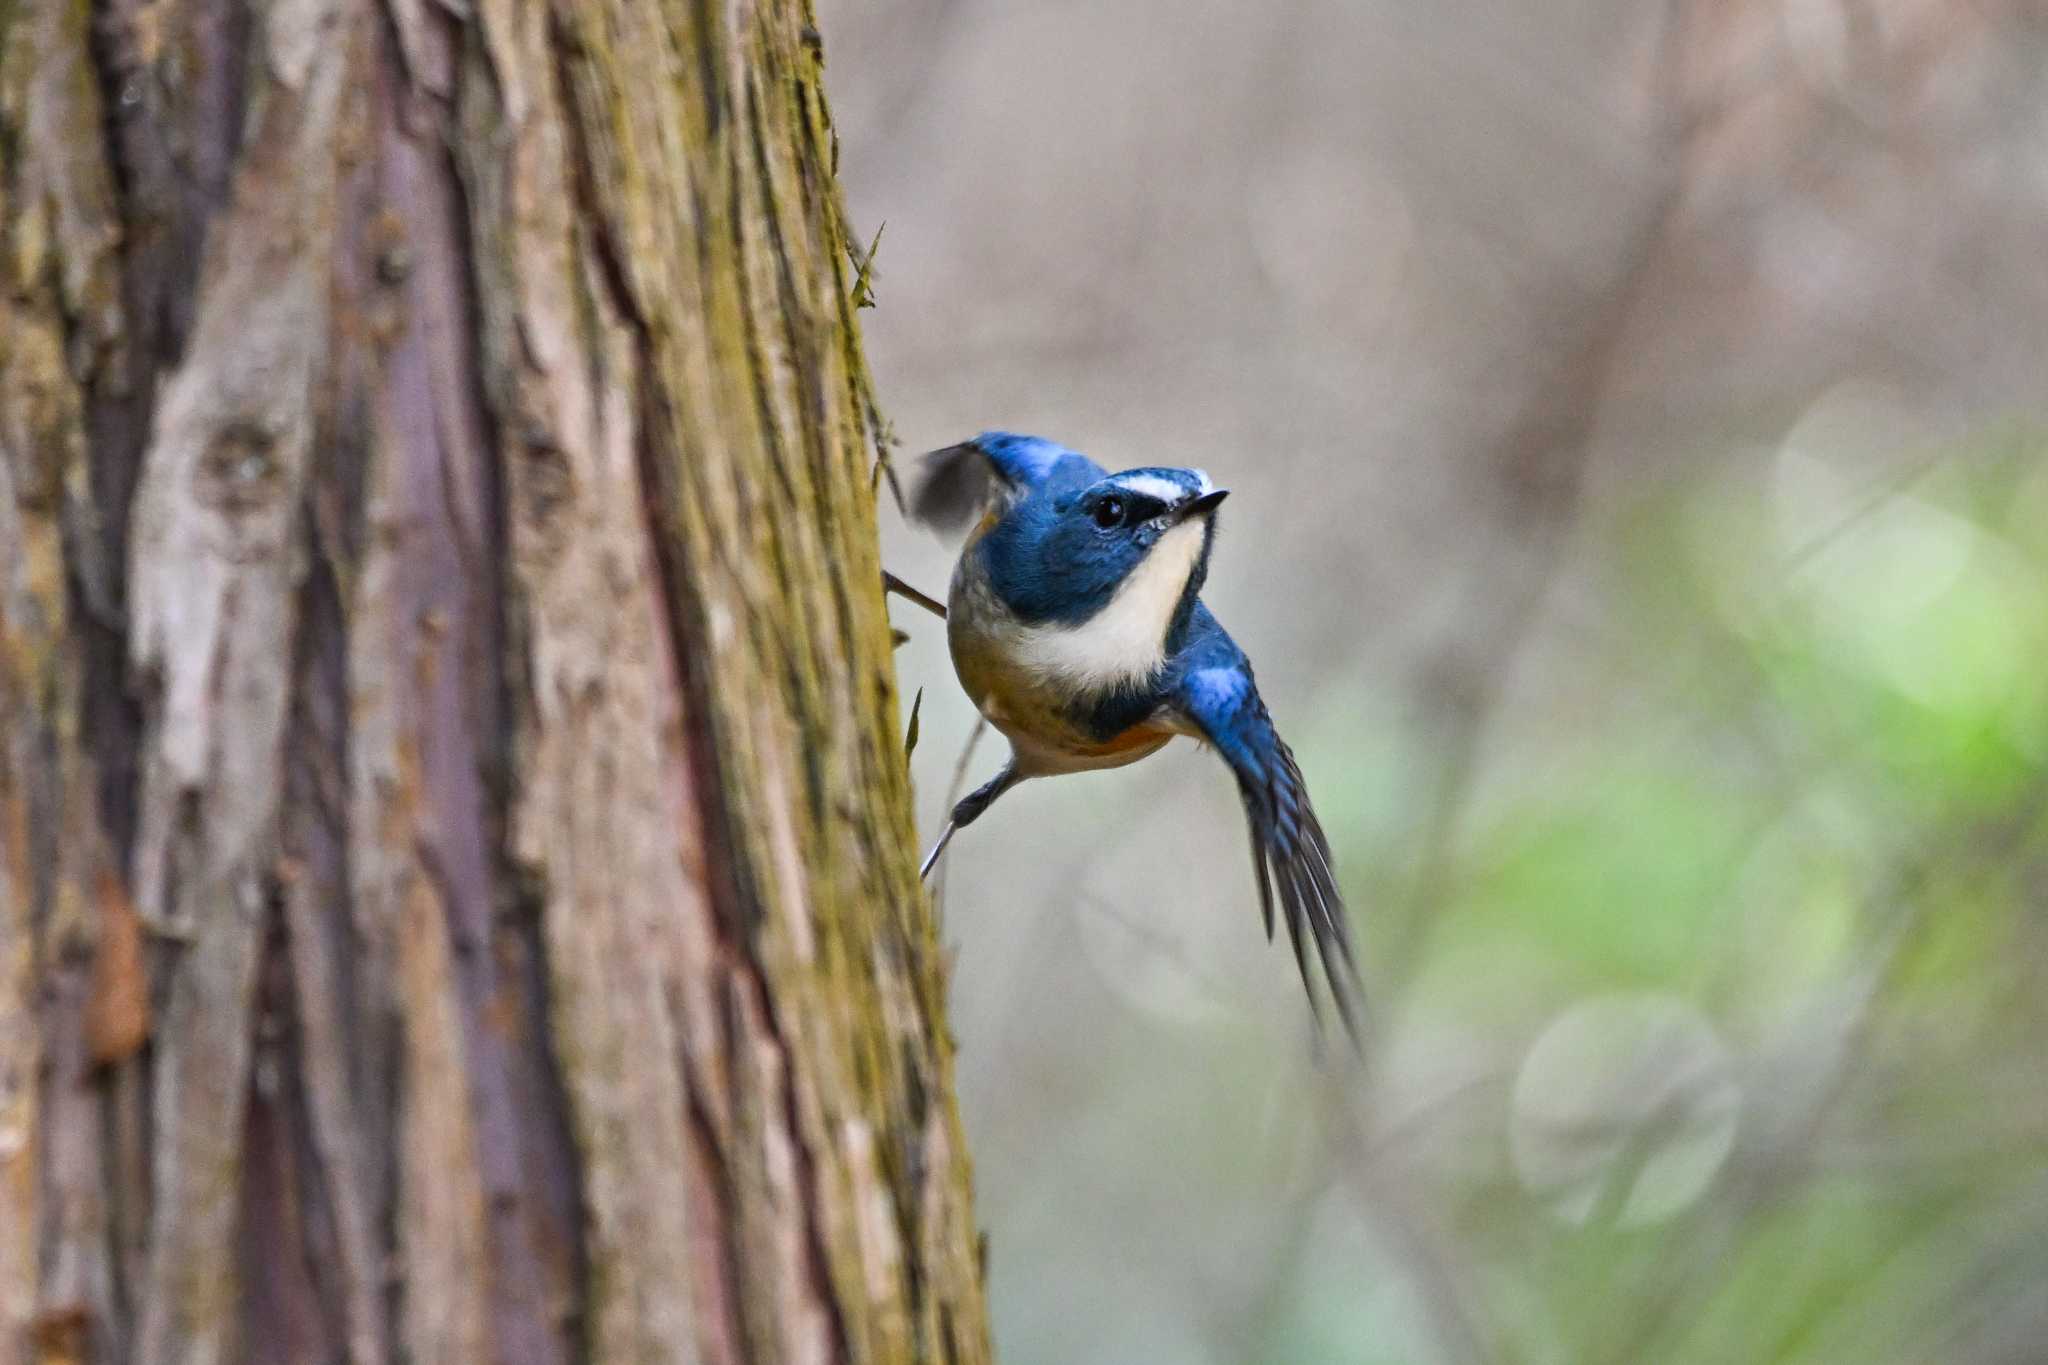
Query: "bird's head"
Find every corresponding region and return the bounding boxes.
[914,434,1228,634]
[1012,466,1229,625]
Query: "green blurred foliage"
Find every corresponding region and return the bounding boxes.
[1257,426,2048,1365]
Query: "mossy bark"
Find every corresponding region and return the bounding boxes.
[0,2,988,1362]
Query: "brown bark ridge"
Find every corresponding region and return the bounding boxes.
[0,1,990,1362]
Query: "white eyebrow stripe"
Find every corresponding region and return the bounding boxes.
[1113,474,1192,504]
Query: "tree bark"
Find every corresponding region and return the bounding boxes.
[0,2,989,1362]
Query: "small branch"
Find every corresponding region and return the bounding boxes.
[930,716,987,908]
[883,571,946,620]
[848,220,885,309]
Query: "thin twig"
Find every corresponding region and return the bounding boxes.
[931,716,988,907]
[883,571,946,619]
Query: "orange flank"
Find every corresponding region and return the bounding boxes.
[1082,719,1175,759]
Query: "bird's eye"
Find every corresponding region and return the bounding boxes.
[1092,496,1124,529]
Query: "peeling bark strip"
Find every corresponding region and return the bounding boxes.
[122,1,353,1360]
[1,0,990,1361]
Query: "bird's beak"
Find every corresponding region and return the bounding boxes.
[1176,488,1230,522]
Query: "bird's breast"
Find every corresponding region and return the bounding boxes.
[947,559,1172,775]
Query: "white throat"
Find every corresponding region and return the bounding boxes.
[1014,516,1208,691]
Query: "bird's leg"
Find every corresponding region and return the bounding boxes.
[919,759,1022,880]
[883,571,946,620]
[918,823,958,881]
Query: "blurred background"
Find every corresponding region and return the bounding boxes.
[820,0,2048,1360]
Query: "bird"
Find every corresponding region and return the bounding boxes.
[906,431,1362,1040]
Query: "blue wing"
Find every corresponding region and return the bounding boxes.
[1171,613,1362,1042]
[909,432,1103,534]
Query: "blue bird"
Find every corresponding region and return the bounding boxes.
[909,431,1362,1039]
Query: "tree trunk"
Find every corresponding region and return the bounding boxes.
[0,2,989,1362]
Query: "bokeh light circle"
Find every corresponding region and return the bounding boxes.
[1510,993,1741,1227]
